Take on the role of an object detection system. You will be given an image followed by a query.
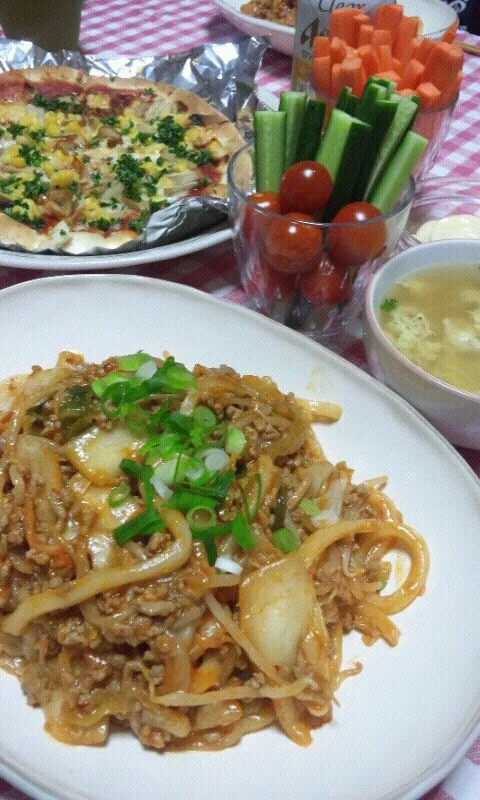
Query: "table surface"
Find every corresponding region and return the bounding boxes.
[0,2,479,799]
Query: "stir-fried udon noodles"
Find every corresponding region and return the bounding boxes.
[0,351,429,750]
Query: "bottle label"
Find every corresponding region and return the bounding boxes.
[292,0,390,90]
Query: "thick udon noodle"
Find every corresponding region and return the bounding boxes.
[0,352,428,749]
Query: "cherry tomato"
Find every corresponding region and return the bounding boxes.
[245,261,296,302]
[241,191,282,243]
[279,161,333,215]
[264,212,323,274]
[327,201,386,269]
[299,255,351,306]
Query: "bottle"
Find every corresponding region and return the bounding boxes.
[292,0,390,91]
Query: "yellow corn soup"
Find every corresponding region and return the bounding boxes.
[379,265,480,394]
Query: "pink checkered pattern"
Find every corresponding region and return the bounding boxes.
[0,3,479,799]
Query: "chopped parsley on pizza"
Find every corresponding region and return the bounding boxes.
[0,67,244,253]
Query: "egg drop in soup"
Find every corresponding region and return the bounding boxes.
[379,265,480,394]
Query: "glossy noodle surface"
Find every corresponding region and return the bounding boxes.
[0,352,428,750]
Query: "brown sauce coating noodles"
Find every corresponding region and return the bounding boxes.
[0,352,428,749]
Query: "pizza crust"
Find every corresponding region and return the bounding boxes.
[12,66,84,92]
[0,66,244,254]
[0,212,137,253]
[0,212,48,250]
[61,230,137,254]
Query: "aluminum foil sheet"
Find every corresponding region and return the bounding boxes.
[0,36,266,256]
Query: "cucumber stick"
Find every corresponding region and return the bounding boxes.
[323,118,372,220]
[354,96,399,200]
[295,99,326,162]
[365,75,396,97]
[279,91,307,170]
[369,129,428,213]
[315,109,359,186]
[356,82,387,122]
[336,86,358,117]
[253,110,286,192]
[364,98,419,200]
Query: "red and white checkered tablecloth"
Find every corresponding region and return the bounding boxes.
[0,3,479,799]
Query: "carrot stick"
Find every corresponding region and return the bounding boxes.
[376,44,394,71]
[423,41,463,93]
[415,81,442,111]
[358,24,374,46]
[397,88,417,97]
[372,28,393,47]
[357,63,367,95]
[441,70,463,109]
[330,36,347,63]
[441,18,459,43]
[337,56,363,97]
[311,56,332,96]
[313,35,330,58]
[373,3,404,40]
[397,58,425,90]
[374,70,401,85]
[352,13,371,46]
[328,8,358,46]
[357,44,380,76]
[392,15,419,61]
[411,36,435,64]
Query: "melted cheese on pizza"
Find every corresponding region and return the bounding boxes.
[0,79,239,251]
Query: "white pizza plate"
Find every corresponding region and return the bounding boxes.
[0,275,479,800]
[0,225,232,271]
[212,0,458,56]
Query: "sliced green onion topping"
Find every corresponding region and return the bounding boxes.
[93,356,242,551]
[225,426,246,455]
[124,404,151,436]
[119,458,146,481]
[91,371,134,399]
[195,530,218,566]
[150,455,184,486]
[142,432,182,463]
[232,513,256,551]
[169,489,217,514]
[116,352,153,371]
[272,527,300,553]
[183,457,207,483]
[242,472,262,523]
[113,507,164,544]
[192,405,217,429]
[108,482,130,508]
[299,498,320,516]
[186,505,217,533]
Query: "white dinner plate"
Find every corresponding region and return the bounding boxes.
[0,225,231,271]
[212,0,458,56]
[0,275,479,800]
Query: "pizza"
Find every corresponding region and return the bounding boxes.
[0,66,244,253]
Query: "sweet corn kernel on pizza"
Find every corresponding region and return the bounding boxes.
[0,67,244,252]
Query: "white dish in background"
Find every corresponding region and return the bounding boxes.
[0,274,480,800]
[212,0,294,55]
[0,225,231,271]
[212,0,457,55]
